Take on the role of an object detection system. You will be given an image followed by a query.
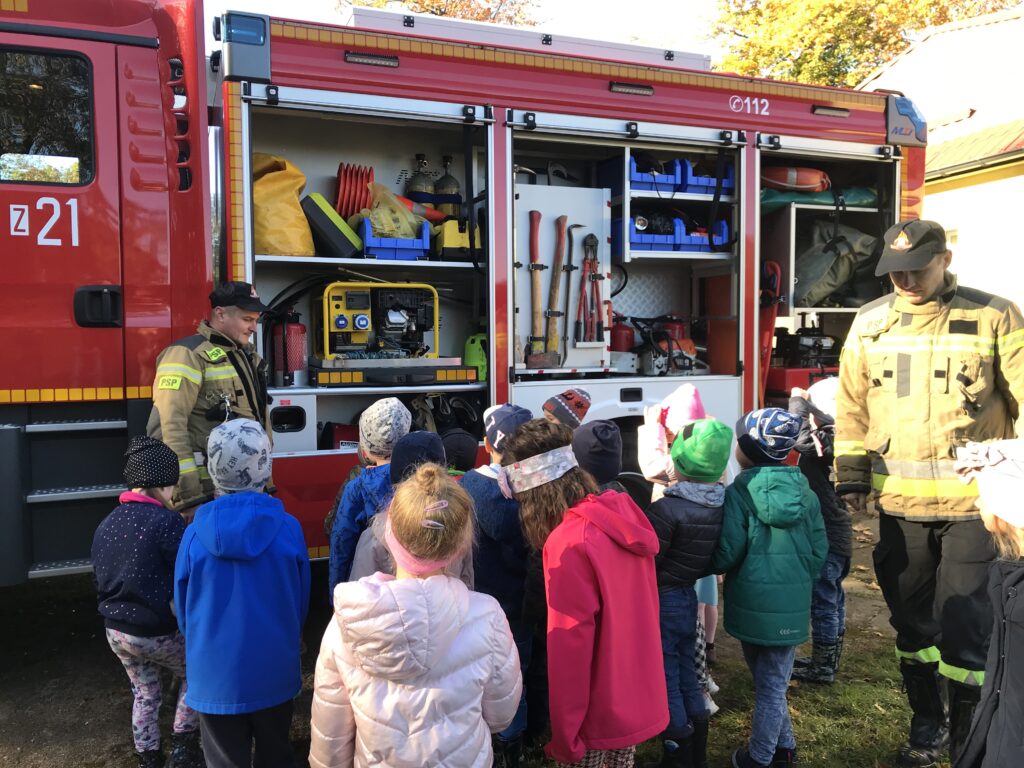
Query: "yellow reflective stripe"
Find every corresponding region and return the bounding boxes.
[872,473,979,498]
[867,335,995,356]
[156,364,202,384]
[179,458,198,474]
[896,646,941,664]
[998,328,1024,355]
[835,440,867,458]
[204,364,238,382]
[939,660,985,686]
[198,467,210,481]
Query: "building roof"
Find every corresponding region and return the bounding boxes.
[926,119,1024,179]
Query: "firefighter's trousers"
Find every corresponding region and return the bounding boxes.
[873,512,994,684]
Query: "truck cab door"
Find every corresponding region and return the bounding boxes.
[0,37,123,402]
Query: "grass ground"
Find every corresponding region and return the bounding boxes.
[523,624,952,768]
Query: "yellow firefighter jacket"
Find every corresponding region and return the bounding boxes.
[146,320,269,510]
[835,273,1024,521]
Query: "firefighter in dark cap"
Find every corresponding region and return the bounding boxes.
[835,220,1024,767]
[147,282,270,521]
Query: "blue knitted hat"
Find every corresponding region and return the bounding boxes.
[736,408,801,464]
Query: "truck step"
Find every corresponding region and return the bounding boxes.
[25,419,128,434]
[26,483,126,504]
[27,558,94,579]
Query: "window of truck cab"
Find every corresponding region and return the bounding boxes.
[0,47,94,186]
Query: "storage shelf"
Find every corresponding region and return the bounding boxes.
[611,191,735,206]
[791,307,861,314]
[255,255,479,269]
[625,250,734,261]
[789,204,878,213]
[269,383,487,397]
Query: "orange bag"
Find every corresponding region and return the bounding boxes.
[761,167,831,192]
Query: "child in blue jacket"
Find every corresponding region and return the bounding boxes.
[327,397,411,597]
[175,419,310,768]
[712,408,827,768]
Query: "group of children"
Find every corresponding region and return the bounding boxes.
[92,376,1024,768]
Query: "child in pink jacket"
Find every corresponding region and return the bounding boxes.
[310,462,522,768]
[501,418,668,767]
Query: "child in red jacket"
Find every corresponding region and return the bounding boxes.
[501,418,668,767]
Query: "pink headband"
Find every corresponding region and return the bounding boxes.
[498,445,578,499]
[384,515,456,577]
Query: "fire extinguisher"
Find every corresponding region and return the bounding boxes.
[610,314,635,352]
[272,309,307,387]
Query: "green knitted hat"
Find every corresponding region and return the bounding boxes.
[670,418,734,483]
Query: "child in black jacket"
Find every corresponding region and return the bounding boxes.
[643,418,734,768]
[91,436,203,768]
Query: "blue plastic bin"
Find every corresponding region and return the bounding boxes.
[677,219,730,252]
[678,159,735,195]
[611,217,685,256]
[360,219,431,260]
[599,156,680,196]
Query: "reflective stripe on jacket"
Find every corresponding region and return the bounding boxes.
[147,320,268,509]
[835,274,1024,521]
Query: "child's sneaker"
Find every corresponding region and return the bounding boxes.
[704,691,720,717]
[771,746,797,766]
[731,747,769,768]
[706,675,720,695]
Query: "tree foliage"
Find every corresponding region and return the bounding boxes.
[348,0,535,26]
[712,0,1020,86]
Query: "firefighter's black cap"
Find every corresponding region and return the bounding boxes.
[874,220,948,276]
[209,281,268,313]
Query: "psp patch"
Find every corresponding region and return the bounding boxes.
[157,375,183,390]
[206,347,227,362]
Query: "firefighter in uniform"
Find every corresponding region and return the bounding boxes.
[147,282,270,519]
[836,220,1024,767]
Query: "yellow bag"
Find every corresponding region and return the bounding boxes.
[252,153,315,256]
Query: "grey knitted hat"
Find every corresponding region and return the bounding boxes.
[207,419,272,493]
[358,397,412,459]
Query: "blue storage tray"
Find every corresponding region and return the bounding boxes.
[599,156,680,196]
[611,217,685,256]
[360,219,430,260]
[677,219,730,252]
[679,159,735,195]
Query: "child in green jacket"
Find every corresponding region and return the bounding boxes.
[712,408,827,768]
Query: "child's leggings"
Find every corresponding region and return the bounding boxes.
[557,746,636,767]
[106,628,199,752]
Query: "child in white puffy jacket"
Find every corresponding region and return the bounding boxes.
[310,462,522,768]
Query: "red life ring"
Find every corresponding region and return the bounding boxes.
[761,167,831,192]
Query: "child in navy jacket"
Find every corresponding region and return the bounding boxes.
[92,435,203,768]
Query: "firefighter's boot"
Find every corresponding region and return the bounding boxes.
[896,660,948,768]
[791,640,839,684]
[136,750,165,768]
[169,731,204,768]
[947,679,981,764]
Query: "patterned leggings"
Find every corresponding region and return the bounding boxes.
[106,628,199,752]
[557,746,636,767]
[695,615,710,690]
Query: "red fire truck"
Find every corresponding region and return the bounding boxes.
[0,0,926,585]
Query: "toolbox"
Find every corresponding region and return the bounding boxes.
[433,219,482,261]
[302,193,363,258]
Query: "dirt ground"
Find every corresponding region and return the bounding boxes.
[0,512,891,767]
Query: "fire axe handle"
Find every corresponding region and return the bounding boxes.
[545,215,569,354]
[529,210,544,355]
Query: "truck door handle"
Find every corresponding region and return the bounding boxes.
[74,285,123,328]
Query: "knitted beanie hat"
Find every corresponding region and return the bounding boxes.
[390,431,446,484]
[670,419,734,482]
[123,435,179,489]
[661,383,706,435]
[543,388,592,428]
[441,428,480,473]
[207,419,272,493]
[571,420,623,484]
[736,408,802,464]
[359,397,412,459]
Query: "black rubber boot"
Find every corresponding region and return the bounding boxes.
[896,660,948,768]
[136,750,165,768]
[731,748,769,768]
[771,746,797,766]
[642,735,694,768]
[947,679,981,764]
[835,631,845,673]
[492,734,522,768]
[169,730,204,768]
[792,641,839,684]
[691,719,709,768]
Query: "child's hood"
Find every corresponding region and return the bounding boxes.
[570,490,659,557]
[332,573,470,681]
[361,463,394,509]
[742,466,809,529]
[192,491,285,560]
